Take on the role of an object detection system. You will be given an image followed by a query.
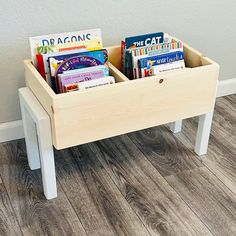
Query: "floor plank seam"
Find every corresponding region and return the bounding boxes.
[0,173,24,236]
[172,116,236,200]
[201,158,236,199]
[70,148,153,236]
[127,135,216,236]
[56,176,89,236]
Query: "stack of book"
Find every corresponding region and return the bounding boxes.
[29,28,115,93]
[121,32,185,79]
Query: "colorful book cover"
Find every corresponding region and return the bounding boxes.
[62,65,109,76]
[41,47,88,86]
[37,38,102,55]
[48,50,107,93]
[123,32,173,78]
[131,41,183,79]
[138,51,185,77]
[58,70,105,93]
[29,28,102,65]
[138,51,184,68]
[64,76,115,92]
[125,32,164,49]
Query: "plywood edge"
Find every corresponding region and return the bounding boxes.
[106,45,121,70]
[24,60,55,115]
[109,62,129,82]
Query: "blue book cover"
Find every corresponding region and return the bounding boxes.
[125,32,164,49]
[48,49,107,93]
[138,51,184,69]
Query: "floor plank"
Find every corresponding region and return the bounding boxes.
[127,95,236,235]
[128,126,203,177]
[0,95,235,236]
[175,95,236,195]
[0,176,23,236]
[88,135,213,236]
[166,167,236,235]
[55,147,150,236]
[0,140,87,236]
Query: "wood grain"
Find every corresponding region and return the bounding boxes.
[0,176,23,236]
[166,167,236,235]
[25,43,219,150]
[128,126,203,177]
[54,147,150,236]
[128,95,236,235]
[0,140,87,236]
[88,135,212,236]
[175,95,236,195]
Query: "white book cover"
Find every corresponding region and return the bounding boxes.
[29,28,102,65]
[152,60,185,75]
[78,76,115,90]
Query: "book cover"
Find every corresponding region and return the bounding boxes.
[62,65,109,76]
[42,47,89,86]
[29,28,102,65]
[138,51,185,77]
[36,54,46,80]
[63,76,115,92]
[138,51,184,68]
[59,70,105,93]
[78,76,115,90]
[125,32,164,49]
[49,50,106,76]
[37,38,102,55]
[152,60,185,75]
[131,41,183,79]
[48,50,106,93]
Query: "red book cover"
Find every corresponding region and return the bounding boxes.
[36,54,46,80]
[121,40,125,73]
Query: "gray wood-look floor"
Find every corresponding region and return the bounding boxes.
[0,94,236,236]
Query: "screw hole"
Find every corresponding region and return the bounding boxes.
[159,79,164,84]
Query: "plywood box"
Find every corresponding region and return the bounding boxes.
[24,38,219,149]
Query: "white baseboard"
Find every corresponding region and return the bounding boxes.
[217,78,236,98]
[0,120,24,143]
[0,78,235,143]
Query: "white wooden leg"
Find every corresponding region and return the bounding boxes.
[19,94,41,170]
[169,120,182,133]
[195,111,214,156]
[37,118,57,200]
[19,88,57,199]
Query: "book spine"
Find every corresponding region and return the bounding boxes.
[121,40,126,73]
[78,76,115,90]
[36,54,46,80]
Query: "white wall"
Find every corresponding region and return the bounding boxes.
[0,0,236,123]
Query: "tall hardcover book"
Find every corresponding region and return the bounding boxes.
[29,28,102,66]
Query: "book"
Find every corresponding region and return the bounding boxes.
[152,60,185,75]
[29,28,102,65]
[62,65,109,76]
[58,69,106,93]
[37,38,102,55]
[48,50,107,93]
[138,51,184,68]
[63,76,115,92]
[138,51,185,77]
[39,47,89,86]
[125,32,164,49]
[123,32,172,79]
[131,41,183,79]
